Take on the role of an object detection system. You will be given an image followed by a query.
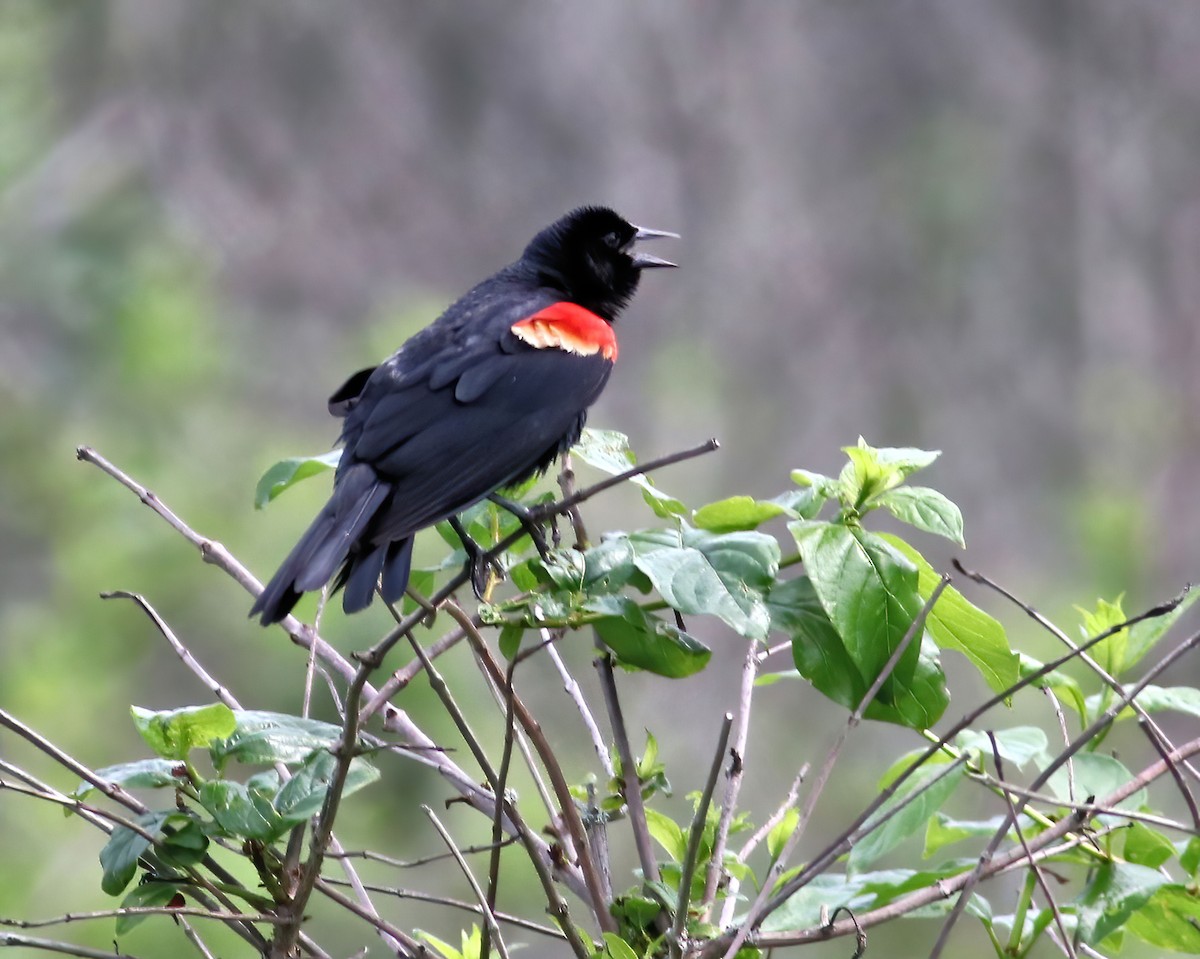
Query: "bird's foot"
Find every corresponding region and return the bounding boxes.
[487,493,552,561]
[449,516,504,600]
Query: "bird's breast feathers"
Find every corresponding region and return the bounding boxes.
[510,302,618,362]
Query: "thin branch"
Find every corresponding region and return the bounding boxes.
[326,838,520,869]
[441,598,615,937]
[595,647,660,886]
[670,714,733,959]
[702,637,760,918]
[99,591,237,708]
[483,654,522,959]
[718,732,1200,954]
[0,933,149,959]
[310,880,424,956]
[929,624,1200,958]
[545,637,614,779]
[986,731,1074,959]
[424,806,510,959]
[401,613,596,959]
[956,563,1200,816]
[320,879,565,939]
[720,575,949,959]
[0,909,288,929]
[747,584,1188,940]
[721,765,808,928]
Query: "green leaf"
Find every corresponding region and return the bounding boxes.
[1018,652,1087,719]
[1076,596,1130,679]
[116,882,185,934]
[924,814,1025,858]
[1181,837,1200,877]
[539,548,587,592]
[761,874,870,932]
[1076,861,1166,946]
[1124,823,1176,869]
[416,929,464,959]
[628,526,779,638]
[591,598,711,678]
[1125,884,1200,951]
[644,807,687,862]
[130,704,237,761]
[955,727,1048,769]
[693,495,790,533]
[254,450,341,509]
[598,932,641,959]
[1047,754,1145,814]
[583,535,640,593]
[209,711,346,769]
[572,428,686,517]
[848,761,965,873]
[881,535,1019,695]
[791,522,923,699]
[498,623,524,660]
[99,810,171,896]
[198,779,286,841]
[274,750,381,822]
[159,819,209,870]
[771,577,945,727]
[1123,587,1199,672]
[1085,685,1200,724]
[76,759,185,802]
[767,809,800,861]
[872,487,964,546]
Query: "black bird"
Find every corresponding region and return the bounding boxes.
[251,206,677,625]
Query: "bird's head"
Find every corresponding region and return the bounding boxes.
[519,206,677,320]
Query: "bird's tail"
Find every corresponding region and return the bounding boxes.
[251,463,390,625]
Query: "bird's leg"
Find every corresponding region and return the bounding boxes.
[487,493,551,560]
[448,516,502,599]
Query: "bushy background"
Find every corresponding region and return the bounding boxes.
[2,3,1198,956]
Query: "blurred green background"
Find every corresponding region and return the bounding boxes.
[2,2,1199,957]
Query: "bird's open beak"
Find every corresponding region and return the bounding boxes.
[631,225,679,269]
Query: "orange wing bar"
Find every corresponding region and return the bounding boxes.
[511,302,618,362]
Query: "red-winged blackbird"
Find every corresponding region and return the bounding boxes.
[251,206,677,625]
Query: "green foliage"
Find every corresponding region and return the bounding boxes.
[93,704,379,899]
[61,429,1199,956]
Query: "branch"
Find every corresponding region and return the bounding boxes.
[746,584,1189,940]
[720,575,949,959]
[928,623,1200,958]
[424,806,510,959]
[670,714,732,959]
[0,933,149,959]
[701,636,760,917]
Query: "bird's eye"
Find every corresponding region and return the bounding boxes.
[602,231,622,250]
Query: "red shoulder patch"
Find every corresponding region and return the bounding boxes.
[511,302,618,362]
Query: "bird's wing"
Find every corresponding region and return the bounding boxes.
[342,302,615,542]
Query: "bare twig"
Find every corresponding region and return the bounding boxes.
[721,765,808,927]
[0,933,149,959]
[595,648,661,886]
[424,806,510,959]
[0,909,288,929]
[747,584,1188,942]
[99,591,237,707]
[986,731,1074,958]
[705,732,1200,955]
[720,575,950,959]
[545,637,614,778]
[482,654,521,959]
[955,563,1200,821]
[401,614,596,958]
[928,625,1200,958]
[320,878,566,939]
[702,637,760,918]
[670,714,733,959]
